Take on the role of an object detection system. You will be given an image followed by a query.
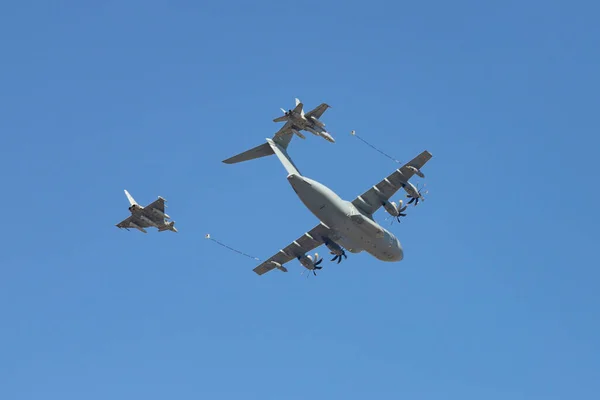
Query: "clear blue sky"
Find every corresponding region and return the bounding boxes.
[1,1,599,399]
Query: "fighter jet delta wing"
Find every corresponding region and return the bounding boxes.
[142,196,170,221]
[304,103,331,120]
[352,150,433,215]
[115,190,176,233]
[253,223,332,275]
[116,215,150,233]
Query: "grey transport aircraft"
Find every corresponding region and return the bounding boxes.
[223,133,432,276]
[115,190,177,233]
[273,98,335,143]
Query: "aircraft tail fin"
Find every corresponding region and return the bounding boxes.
[124,190,138,206]
[294,98,304,117]
[266,138,301,176]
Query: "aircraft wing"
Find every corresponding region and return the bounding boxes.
[115,215,151,233]
[352,150,433,215]
[144,197,166,214]
[274,122,292,136]
[253,223,332,275]
[304,103,330,120]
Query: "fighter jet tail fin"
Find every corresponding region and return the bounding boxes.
[124,190,138,206]
[294,99,304,117]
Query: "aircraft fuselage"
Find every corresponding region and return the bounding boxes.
[129,208,176,232]
[287,174,403,262]
[286,117,335,143]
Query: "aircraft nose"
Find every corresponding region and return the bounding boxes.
[322,133,335,143]
[394,240,404,261]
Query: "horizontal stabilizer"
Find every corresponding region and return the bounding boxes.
[223,142,274,164]
[273,115,288,123]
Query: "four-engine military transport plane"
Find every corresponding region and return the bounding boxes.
[222,137,432,276]
[273,98,335,143]
[115,190,177,233]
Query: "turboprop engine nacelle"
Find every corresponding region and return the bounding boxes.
[403,181,420,198]
[383,200,402,217]
[298,254,321,270]
[325,240,344,256]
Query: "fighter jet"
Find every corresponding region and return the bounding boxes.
[222,137,432,276]
[273,98,335,143]
[115,190,177,233]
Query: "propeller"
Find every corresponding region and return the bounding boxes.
[383,199,408,225]
[407,184,428,206]
[393,200,408,222]
[330,250,347,264]
[302,252,323,276]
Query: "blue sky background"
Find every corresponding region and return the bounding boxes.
[1,1,599,399]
